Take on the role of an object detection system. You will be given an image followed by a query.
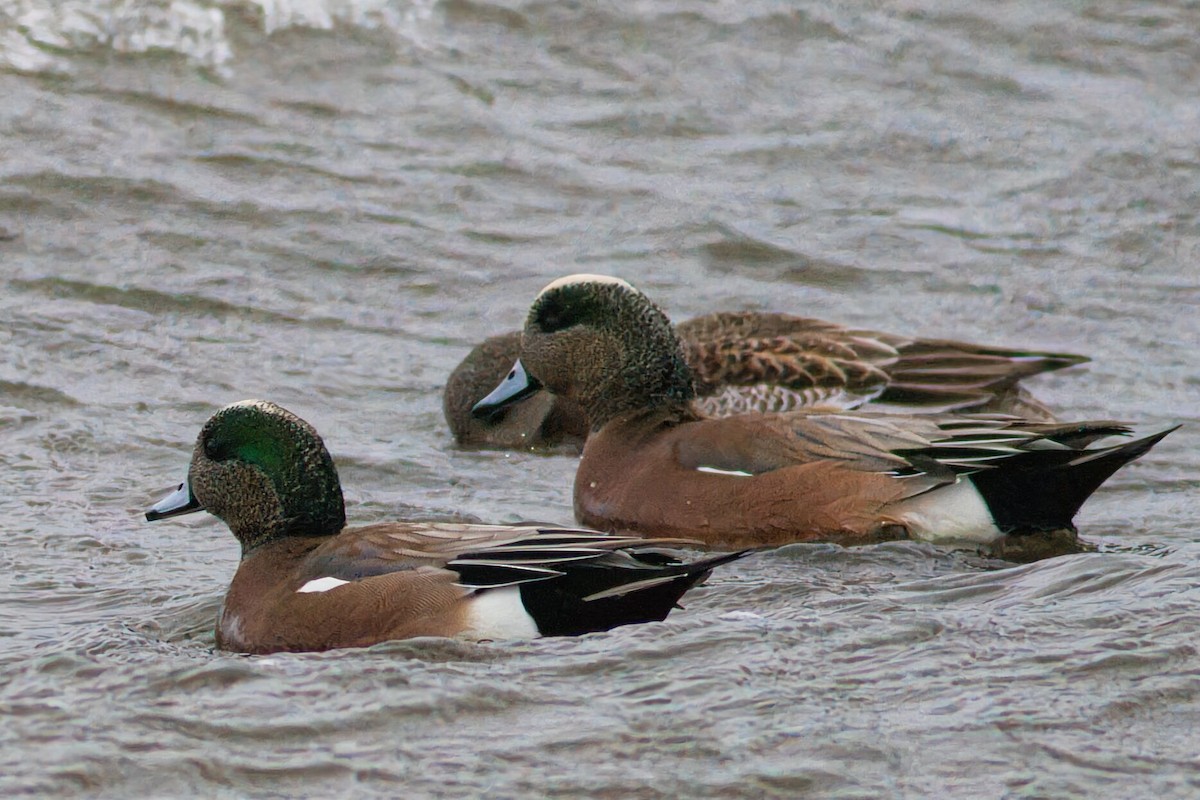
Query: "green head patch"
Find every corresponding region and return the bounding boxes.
[194,400,346,544]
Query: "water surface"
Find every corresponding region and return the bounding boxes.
[1,1,1198,797]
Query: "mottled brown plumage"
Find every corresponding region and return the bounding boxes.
[445,306,1087,450]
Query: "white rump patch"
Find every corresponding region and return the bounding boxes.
[297,576,351,594]
[894,480,1003,545]
[536,273,634,299]
[695,465,754,477]
[463,587,540,640]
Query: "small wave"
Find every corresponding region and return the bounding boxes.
[232,0,436,37]
[0,0,436,75]
[0,381,80,409]
[1,1,231,73]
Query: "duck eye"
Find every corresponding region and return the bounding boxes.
[536,308,567,332]
[204,436,225,460]
[535,294,581,333]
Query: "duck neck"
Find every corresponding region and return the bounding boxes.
[235,503,346,557]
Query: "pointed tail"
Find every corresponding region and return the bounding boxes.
[970,426,1178,534]
[880,341,1089,415]
[518,549,752,637]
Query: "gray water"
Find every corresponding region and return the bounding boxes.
[1,1,1199,797]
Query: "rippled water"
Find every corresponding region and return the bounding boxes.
[2,0,1198,796]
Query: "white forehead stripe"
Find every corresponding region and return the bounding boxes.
[297,576,351,593]
[223,398,282,416]
[536,274,634,300]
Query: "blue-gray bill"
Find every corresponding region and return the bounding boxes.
[471,359,543,420]
[145,482,202,521]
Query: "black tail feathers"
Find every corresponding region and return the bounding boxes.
[971,426,1177,535]
[518,549,751,637]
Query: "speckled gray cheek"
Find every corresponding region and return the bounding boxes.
[189,450,287,553]
[521,328,602,398]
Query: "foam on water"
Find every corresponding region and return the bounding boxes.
[0,1,231,73]
[0,0,437,74]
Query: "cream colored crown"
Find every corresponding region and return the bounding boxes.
[535,274,635,300]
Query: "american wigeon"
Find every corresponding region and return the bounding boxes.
[473,275,1177,554]
[448,311,1086,450]
[145,400,746,654]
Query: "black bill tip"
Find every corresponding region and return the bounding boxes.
[145,482,202,521]
[472,359,543,420]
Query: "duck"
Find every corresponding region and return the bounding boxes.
[447,311,1087,450]
[144,400,747,654]
[472,274,1177,554]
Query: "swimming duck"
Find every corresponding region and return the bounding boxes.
[472,275,1175,553]
[145,400,746,654]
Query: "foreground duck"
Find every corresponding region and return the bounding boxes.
[145,400,746,654]
[473,275,1176,554]
[448,312,1087,450]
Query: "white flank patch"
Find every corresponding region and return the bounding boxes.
[297,576,351,594]
[536,273,634,299]
[894,480,1004,545]
[219,613,244,645]
[464,587,540,640]
[695,465,754,477]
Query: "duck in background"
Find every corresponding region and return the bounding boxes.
[448,309,1087,451]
